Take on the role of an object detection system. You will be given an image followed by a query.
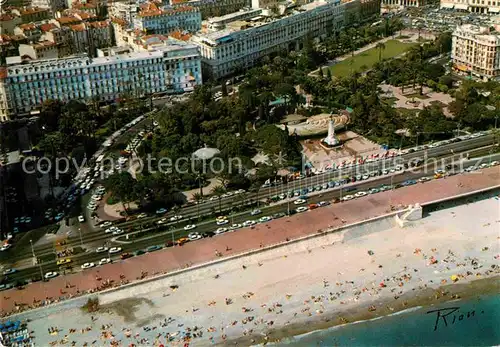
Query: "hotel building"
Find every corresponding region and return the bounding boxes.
[191,0,376,79]
[451,24,500,80]
[440,0,500,13]
[0,40,202,120]
[132,2,202,34]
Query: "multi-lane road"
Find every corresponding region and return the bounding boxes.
[2,148,498,284]
[2,134,494,260]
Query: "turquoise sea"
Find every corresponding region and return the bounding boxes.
[279,295,500,346]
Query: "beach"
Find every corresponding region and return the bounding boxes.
[16,193,500,346]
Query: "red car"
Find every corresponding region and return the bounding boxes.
[120,252,133,260]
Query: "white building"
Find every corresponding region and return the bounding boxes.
[440,0,500,13]
[191,0,346,79]
[0,40,202,120]
[452,24,500,80]
[132,2,202,34]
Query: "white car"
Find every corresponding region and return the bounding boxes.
[44,271,58,279]
[294,199,306,205]
[78,215,85,223]
[184,224,196,231]
[99,258,111,265]
[355,191,367,198]
[362,174,370,180]
[250,209,262,216]
[95,247,109,253]
[368,188,379,194]
[295,206,308,213]
[87,205,97,211]
[215,227,228,234]
[489,161,499,166]
[216,219,229,226]
[229,224,242,230]
[479,163,489,169]
[342,195,354,201]
[81,262,95,269]
[418,176,431,183]
[109,247,122,254]
[101,221,113,227]
[242,220,256,227]
[112,229,124,235]
[91,195,102,201]
[137,213,148,219]
[157,218,168,225]
[259,216,272,223]
[188,232,202,240]
[169,215,183,222]
[0,244,12,252]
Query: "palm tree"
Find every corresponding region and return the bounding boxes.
[192,192,203,221]
[376,42,386,62]
[211,185,226,213]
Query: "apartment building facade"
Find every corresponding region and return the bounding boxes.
[452,24,500,80]
[170,0,249,19]
[191,0,347,79]
[0,41,202,120]
[440,0,500,13]
[133,3,202,34]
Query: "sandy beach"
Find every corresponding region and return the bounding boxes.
[18,194,500,346]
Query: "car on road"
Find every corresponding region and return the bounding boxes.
[184,224,196,231]
[216,219,229,226]
[215,227,228,234]
[146,245,163,252]
[259,216,272,223]
[101,221,113,227]
[112,229,124,235]
[317,201,330,207]
[355,191,367,198]
[188,232,202,241]
[176,238,189,246]
[120,252,133,259]
[308,203,318,210]
[56,258,72,266]
[157,218,168,225]
[81,262,95,269]
[156,208,168,215]
[135,250,146,256]
[169,215,183,222]
[99,258,111,265]
[369,188,380,194]
[342,195,354,201]
[0,244,12,252]
[294,199,306,205]
[109,247,122,254]
[0,283,14,291]
[95,247,109,253]
[490,161,499,166]
[242,220,256,227]
[418,176,431,183]
[250,209,262,216]
[229,224,242,230]
[272,212,286,219]
[137,213,148,219]
[78,215,85,223]
[295,206,308,213]
[202,231,215,238]
[44,272,58,279]
[2,268,16,275]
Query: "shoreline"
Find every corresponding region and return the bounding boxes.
[228,276,500,346]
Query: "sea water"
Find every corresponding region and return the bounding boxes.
[280,295,500,346]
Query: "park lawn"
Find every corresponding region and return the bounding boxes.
[330,40,418,78]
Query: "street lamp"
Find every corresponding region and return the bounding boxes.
[78,228,83,249]
[30,239,44,279]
